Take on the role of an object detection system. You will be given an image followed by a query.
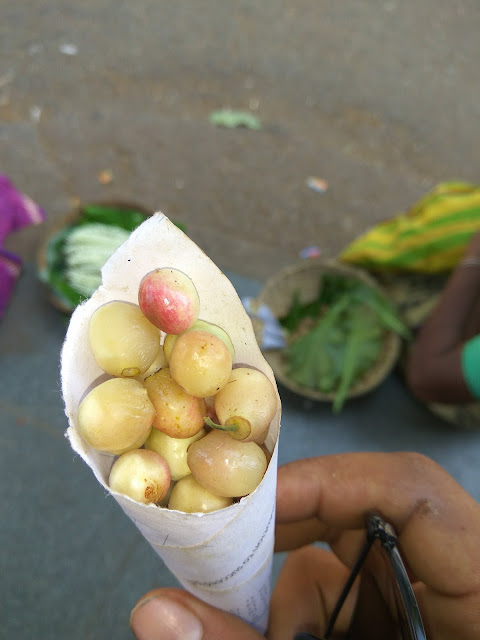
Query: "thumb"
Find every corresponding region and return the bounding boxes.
[130,587,265,640]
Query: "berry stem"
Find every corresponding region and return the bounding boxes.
[204,417,238,432]
[204,416,251,440]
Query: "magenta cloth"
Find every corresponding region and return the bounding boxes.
[0,175,47,318]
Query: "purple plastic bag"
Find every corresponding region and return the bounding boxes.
[0,175,46,318]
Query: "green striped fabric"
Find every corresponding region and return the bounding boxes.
[340,182,480,273]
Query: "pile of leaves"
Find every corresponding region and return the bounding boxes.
[279,273,409,412]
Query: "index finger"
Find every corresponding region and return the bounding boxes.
[275,452,480,596]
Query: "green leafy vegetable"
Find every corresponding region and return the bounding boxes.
[43,225,87,309]
[332,306,383,412]
[280,273,409,412]
[63,223,132,297]
[286,297,350,390]
[81,205,148,231]
[209,109,262,130]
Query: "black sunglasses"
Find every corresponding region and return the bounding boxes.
[294,514,427,640]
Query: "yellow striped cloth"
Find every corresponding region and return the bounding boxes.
[340,182,480,273]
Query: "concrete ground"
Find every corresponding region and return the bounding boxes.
[2,2,480,639]
[2,1,480,279]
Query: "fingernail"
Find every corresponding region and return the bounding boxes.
[130,595,203,640]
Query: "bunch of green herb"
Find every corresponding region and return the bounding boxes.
[280,273,409,412]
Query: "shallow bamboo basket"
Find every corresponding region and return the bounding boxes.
[37,201,151,314]
[253,258,402,402]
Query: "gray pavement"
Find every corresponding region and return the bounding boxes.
[2,3,480,639]
[2,1,480,279]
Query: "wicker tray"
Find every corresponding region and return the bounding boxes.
[37,201,151,314]
[253,258,402,402]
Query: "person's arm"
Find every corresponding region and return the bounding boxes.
[129,452,480,640]
[406,231,480,403]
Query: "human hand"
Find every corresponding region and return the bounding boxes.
[129,452,480,640]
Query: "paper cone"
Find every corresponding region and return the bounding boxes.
[61,213,282,633]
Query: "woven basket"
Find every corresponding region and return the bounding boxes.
[253,258,402,402]
[37,201,151,314]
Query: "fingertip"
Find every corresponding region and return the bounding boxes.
[130,591,203,640]
[130,588,264,640]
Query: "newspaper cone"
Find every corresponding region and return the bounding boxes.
[61,213,281,633]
